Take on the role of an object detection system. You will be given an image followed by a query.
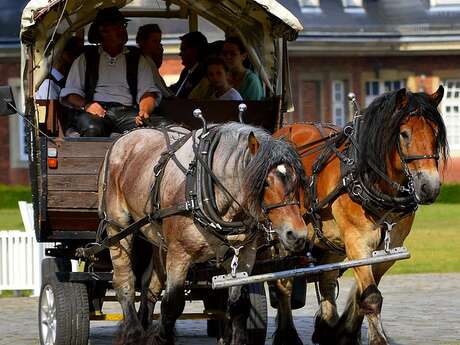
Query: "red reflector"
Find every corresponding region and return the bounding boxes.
[48,157,58,169]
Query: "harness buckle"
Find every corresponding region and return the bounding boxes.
[382,221,396,253]
[230,245,244,278]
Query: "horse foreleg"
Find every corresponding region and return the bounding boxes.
[336,235,386,345]
[271,279,303,345]
[311,267,341,345]
[109,233,145,345]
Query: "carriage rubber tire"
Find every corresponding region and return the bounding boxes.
[38,278,89,345]
[246,283,268,345]
[41,257,71,284]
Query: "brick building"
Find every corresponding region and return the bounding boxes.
[282,0,460,159]
[1,0,460,186]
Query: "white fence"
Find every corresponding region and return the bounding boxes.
[0,202,48,296]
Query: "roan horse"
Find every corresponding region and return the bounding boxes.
[98,122,308,345]
[273,87,448,345]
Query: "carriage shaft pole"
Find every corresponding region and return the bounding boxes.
[212,249,410,289]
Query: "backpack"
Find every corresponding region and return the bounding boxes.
[84,46,141,104]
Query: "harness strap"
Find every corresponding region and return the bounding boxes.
[77,216,150,258]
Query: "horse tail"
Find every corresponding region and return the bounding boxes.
[98,144,113,219]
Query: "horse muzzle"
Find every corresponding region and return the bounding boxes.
[412,171,441,205]
[277,225,308,253]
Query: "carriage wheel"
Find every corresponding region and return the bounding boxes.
[204,283,267,343]
[246,283,268,345]
[39,278,89,345]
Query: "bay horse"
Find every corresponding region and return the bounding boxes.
[272,87,448,345]
[98,122,309,345]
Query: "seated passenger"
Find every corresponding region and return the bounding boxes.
[35,36,83,101]
[169,31,208,98]
[136,24,173,98]
[60,7,161,137]
[35,36,83,137]
[206,57,242,101]
[221,36,264,100]
[187,40,224,100]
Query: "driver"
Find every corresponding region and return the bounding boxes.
[60,7,161,137]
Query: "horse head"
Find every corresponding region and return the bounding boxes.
[244,131,308,252]
[360,86,449,204]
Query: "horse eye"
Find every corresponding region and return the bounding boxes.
[264,181,269,188]
[400,130,410,141]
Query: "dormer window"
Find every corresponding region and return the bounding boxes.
[342,0,365,13]
[430,0,460,11]
[298,0,322,13]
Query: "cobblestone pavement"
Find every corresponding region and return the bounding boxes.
[1,273,459,345]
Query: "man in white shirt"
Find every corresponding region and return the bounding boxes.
[136,24,173,98]
[60,7,161,137]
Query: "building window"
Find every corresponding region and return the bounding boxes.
[298,0,322,13]
[342,0,365,13]
[8,78,28,168]
[441,80,460,150]
[365,79,405,106]
[430,0,460,10]
[332,80,346,126]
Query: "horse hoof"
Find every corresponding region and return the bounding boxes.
[272,329,303,345]
[311,314,336,345]
[114,319,146,345]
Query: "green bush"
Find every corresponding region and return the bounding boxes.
[437,183,460,204]
[0,185,32,209]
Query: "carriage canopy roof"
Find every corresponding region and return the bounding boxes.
[20,0,302,99]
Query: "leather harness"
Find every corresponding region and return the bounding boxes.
[79,125,299,258]
[300,115,439,256]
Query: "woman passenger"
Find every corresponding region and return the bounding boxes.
[221,36,264,100]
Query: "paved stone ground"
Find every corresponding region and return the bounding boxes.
[1,273,459,345]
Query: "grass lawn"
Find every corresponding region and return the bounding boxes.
[388,203,460,274]
[0,208,25,230]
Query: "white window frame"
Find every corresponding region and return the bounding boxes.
[430,0,460,11]
[298,0,322,13]
[332,80,346,126]
[8,78,28,168]
[440,80,460,150]
[342,0,365,13]
[365,79,405,106]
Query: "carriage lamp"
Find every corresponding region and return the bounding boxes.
[47,147,58,169]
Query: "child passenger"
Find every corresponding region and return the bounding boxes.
[206,57,242,101]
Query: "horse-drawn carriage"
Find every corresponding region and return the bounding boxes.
[0,0,448,345]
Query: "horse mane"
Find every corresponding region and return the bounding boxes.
[356,90,449,182]
[215,122,307,217]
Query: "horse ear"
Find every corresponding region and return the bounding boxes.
[248,132,260,155]
[395,88,408,109]
[430,85,444,107]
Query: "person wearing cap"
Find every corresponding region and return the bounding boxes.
[170,31,208,99]
[60,7,162,137]
[136,24,173,98]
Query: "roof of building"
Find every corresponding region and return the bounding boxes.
[282,0,460,54]
[283,0,460,33]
